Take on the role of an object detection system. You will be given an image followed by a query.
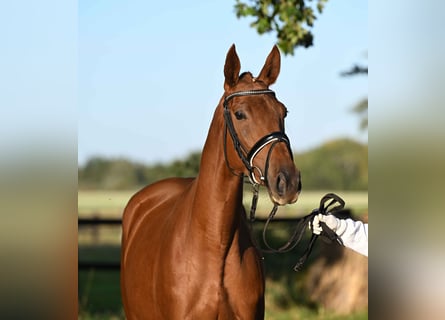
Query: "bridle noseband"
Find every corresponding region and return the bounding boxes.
[223,89,293,185]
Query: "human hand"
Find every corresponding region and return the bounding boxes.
[310,214,340,235]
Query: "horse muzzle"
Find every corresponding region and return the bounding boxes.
[269,168,302,206]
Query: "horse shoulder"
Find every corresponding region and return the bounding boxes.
[121,177,194,245]
[121,177,195,319]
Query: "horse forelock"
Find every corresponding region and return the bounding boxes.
[239,71,252,80]
[238,71,266,87]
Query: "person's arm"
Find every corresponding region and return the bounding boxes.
[312,214,368,257]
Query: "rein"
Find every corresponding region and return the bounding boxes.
[249,192,345,271]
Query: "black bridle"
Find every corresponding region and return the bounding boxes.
[223,89,293,186]
[223,89,345,272]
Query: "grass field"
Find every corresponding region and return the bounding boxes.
[78,189,368,218]
[78,189,367,319]
[79,240,368,320]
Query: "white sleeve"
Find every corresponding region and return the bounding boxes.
[335,218,368,257]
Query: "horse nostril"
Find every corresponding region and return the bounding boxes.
[276,172,287,196]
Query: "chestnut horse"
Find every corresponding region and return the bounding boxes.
[121,45,302,319]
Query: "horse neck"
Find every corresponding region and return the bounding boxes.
[192,104,244,246]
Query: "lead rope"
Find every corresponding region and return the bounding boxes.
[249,192,346,272]
[292,194,345,271]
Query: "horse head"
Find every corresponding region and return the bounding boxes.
[222,44,302,205]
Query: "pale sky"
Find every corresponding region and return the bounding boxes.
[78,0,367,165]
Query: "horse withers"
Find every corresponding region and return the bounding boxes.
[121,45,301,319]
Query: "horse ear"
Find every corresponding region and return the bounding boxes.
[224,44,241,90]
[257,45,281,86]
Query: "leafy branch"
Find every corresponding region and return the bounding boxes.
[235,0,329,55]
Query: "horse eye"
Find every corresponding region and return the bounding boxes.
[234,110,247,120]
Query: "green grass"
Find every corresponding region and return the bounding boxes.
[78,188,368,319]
[78,260,367,319]
[79,269,123,317]
[265,303,367,320]
[78,189,367,247]
[244,189,367,219]
[79,223,367,319]
[78,190,136,217]
[78,189,368,218]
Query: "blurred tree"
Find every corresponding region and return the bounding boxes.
[78,152,202,189]
[352,98,368,130]
[340,65,368,77]
[102,159,140,189]
[296,139,368,190]
[79,157,147,189]
[341,57,368,130]
[79,157,111,189]
[234,0,329,55]
[78,139,367,190]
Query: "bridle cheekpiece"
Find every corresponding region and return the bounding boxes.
[223,89,293,186]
